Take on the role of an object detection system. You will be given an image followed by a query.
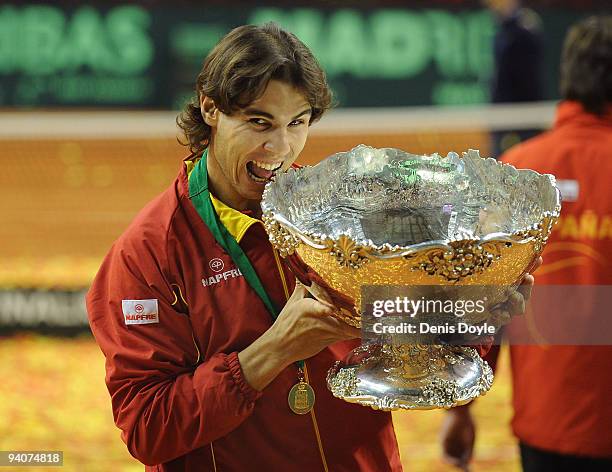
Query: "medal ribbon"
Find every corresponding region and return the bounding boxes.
[188,150,305,370]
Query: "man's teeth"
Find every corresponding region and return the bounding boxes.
[247,168,268,183]
[251,160,283,171]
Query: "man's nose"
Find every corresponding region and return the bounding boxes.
[263,128,291,155]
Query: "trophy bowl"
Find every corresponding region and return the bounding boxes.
[262,145,561,410]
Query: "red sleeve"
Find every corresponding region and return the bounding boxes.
[86,236,262,466]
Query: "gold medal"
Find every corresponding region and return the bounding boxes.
[288,381,316,414]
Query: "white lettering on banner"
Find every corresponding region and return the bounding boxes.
[201,268,243,287]
[122,299,159,325]
[0,290,88,327]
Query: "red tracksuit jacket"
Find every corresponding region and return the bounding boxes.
[86,157,402,471]
[489,101,612,458]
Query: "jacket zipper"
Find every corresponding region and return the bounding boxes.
[210,443,218,472]
[272,249,330,472]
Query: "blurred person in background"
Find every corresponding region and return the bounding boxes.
[440,15,612,472]
[484,0,544,157]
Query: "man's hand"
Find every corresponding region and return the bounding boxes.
[440,405,475,471]
[270,281,360,362]
[490,256,542,326]
[238,281,360,391]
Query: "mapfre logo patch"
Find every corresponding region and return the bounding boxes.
[122,299,159,325]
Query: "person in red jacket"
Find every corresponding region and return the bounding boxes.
[440,15,612,472]
[87,23,534,472]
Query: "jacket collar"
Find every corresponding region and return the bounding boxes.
[184,155,259,244]
[555,100,612,129]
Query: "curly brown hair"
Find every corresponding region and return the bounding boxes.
[560,15,612,115]
[177,22,333,155]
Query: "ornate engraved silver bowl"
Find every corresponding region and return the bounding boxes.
[262,145,560,410]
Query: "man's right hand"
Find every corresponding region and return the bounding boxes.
[272,281,360,362]
[440,405,475,471]
[238,281,360,391]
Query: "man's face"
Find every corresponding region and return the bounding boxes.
[202,80,312,208]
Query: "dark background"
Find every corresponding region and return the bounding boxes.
[1,0,609,109]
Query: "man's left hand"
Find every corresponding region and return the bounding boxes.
[489,256,542,326]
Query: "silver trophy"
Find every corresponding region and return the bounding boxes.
[262,145,560,410]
